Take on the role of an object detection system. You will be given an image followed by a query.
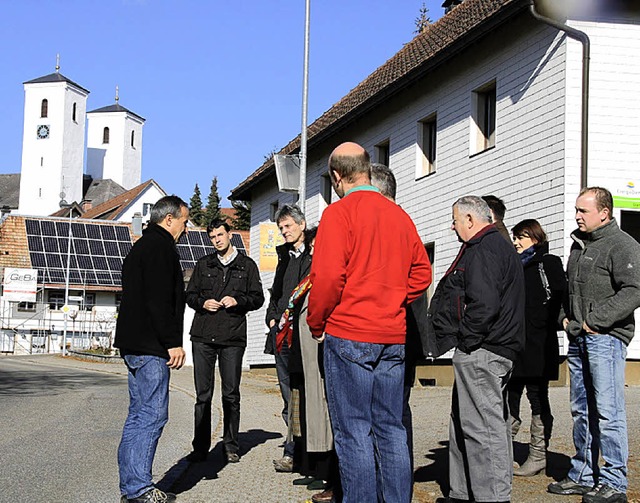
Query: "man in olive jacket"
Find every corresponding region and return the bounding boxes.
[548,187,640,503]
[185,219,264,464]
[115,195,189,503]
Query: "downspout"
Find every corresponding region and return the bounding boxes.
[529,0,590,188]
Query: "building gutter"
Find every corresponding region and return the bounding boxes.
[529,0,590,188]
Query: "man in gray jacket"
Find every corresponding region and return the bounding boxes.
[548,187,640,503]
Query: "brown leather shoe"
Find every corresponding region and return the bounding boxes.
[312,489,334,503]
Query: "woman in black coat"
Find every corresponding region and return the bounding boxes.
[507,219,567,477]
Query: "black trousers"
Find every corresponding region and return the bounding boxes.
[507,376,553,440]
[192,341,245,454]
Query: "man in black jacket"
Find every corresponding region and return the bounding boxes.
[115,195,189,503]
[265,204,310,472]
[429,195,524,503]
[186,219,264,464]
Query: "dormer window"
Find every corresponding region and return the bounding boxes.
[103,127,110,144]
[41,99,48,118]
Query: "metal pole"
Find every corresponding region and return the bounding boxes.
[62,207,72,355]
[299,0,310,212]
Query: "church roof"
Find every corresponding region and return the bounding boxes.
[83,178,127,207]
[81,180,163,220]
[0,174,21,209]
[87,103,145,122]
[23,72,90,94]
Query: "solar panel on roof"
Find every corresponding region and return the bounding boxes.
[115,226,130,241]
[86,224,101,239]
[101,226,116,241]
[41,221,55,236]
[71,222,87,239]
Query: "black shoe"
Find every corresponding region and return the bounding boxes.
[548,477,591,495]
[226,451,240,463]
[292,476,315,486]
[582,483,627,503]
[127,488,176,502]
[185,450,207,463]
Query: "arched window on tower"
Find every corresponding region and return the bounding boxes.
[131,130,135,148]
[72,103,77,122]
[103,127,110,144]
[41,99,48,118]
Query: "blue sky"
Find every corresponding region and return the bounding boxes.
[0,1,443,205]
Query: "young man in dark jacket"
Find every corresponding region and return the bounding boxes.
[428,195,525,503]
[185,219,264,464]
[115,195,189,503]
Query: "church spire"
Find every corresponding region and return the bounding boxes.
[55,53,60,73]
[115,85,119,103]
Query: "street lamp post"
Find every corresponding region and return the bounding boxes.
[59,195,73,356]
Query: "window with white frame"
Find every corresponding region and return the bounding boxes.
[471,81,496,154]
[48,290,65,310]
[374,140,390,167]
[18,302,36,312]
[417,114,437,178]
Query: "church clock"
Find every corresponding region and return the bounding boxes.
[37,124,50,139]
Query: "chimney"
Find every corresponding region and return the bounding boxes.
[81,199,93,212]
[132,212,143,237]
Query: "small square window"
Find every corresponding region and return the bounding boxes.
[417,115,437,178]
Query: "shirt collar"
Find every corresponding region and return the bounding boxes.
[217,246,238,266]
[289,242,305,258]
[344,185,380,197]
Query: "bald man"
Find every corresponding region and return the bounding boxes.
[308,142,432,503]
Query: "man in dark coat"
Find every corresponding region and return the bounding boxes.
[185,219,264,464]
[428,195,524,503]
[115,195,189,503]
[265,204,311,472]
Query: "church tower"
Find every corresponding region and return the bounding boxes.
[18,60,89,215]
[86,87,145,190]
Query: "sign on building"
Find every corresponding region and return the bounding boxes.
[259,222,285,272]
[2,268,38,302]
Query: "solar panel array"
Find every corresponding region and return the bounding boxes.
[25,219,248,287]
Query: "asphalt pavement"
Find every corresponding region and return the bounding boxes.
[1,354,639,503]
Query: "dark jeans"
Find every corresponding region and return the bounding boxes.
[192,341,245,455]
[272,326,294,457]
[507,376,553,440]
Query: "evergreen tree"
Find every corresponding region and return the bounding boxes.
[203,176,222,225]
[414,2,432,35]
[231,200,251,230]
[189,183,205,226]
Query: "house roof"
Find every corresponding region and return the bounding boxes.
[81,180,163,220]
[87,103,145,122]
[23,72,90,94]
[0,174,21,209]
[83,178,127,208]
[230,0,526,200]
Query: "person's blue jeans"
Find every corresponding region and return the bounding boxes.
[324,334,411,503]
[567,334,628,492]
[118,355,170,499]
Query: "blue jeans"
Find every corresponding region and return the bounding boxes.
[567,335,628,492]
[118,355,170,499]
[324,334,411,503]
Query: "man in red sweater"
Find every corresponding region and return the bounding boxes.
[307,142,431,503]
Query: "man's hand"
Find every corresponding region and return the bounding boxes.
[167,347,186,369]
[582,321,598,335]
[203,299,224,312]
[220,296,238,308]
[562,318,570,331]
[269,319,276,328]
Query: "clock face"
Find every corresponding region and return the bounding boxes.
[37,125,50,139]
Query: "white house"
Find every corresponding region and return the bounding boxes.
[231,0,640,379]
